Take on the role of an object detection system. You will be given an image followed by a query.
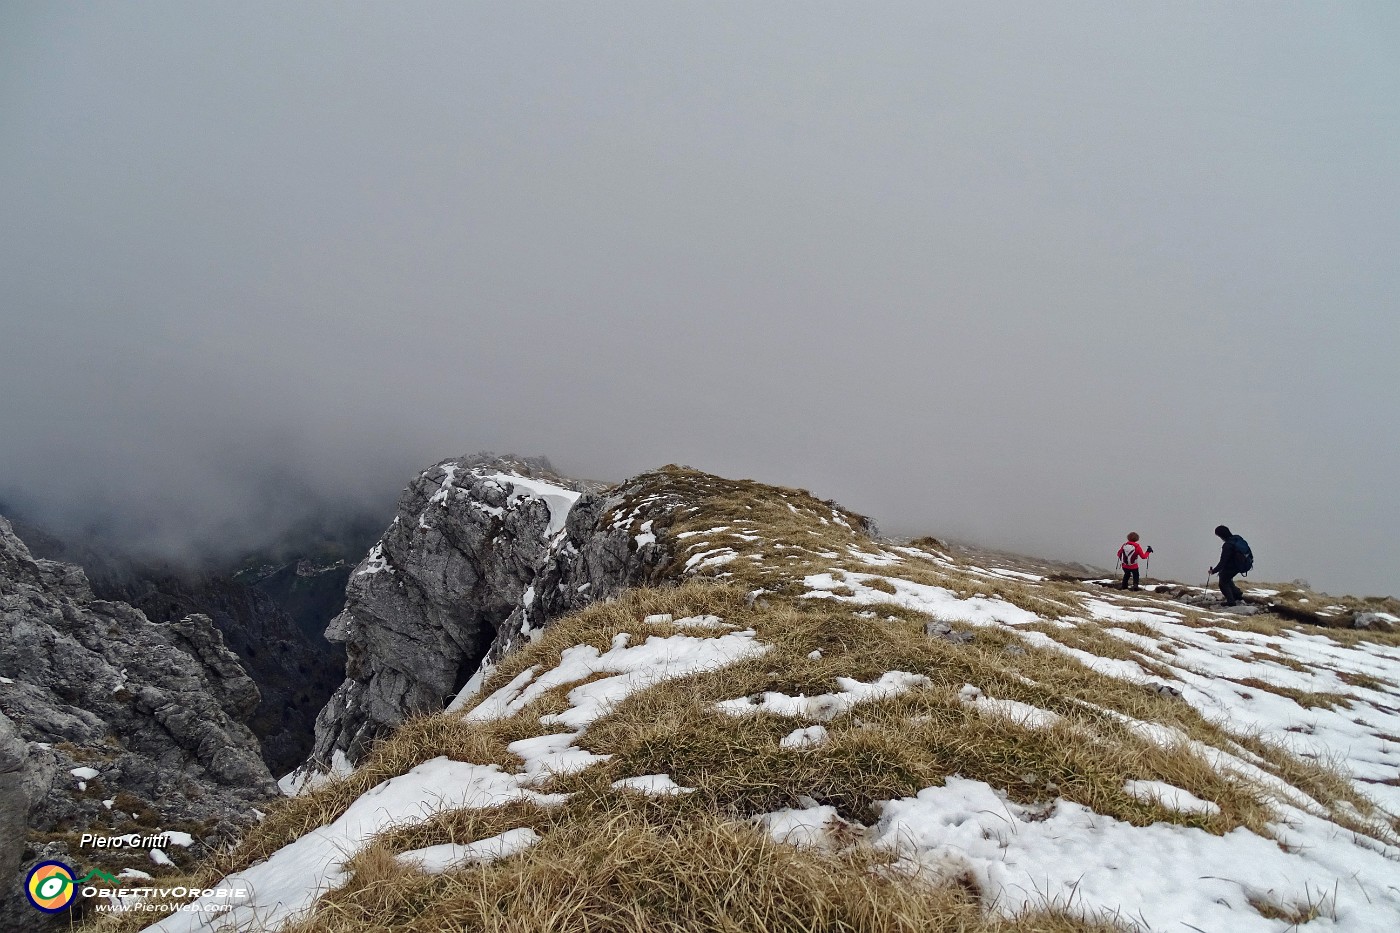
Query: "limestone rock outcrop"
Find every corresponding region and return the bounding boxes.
[92,571,347,776]
[307,455,676,770]
[12,516,361,777]
[0,517,276,930]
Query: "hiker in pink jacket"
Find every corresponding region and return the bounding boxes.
[1117,532,1152,590]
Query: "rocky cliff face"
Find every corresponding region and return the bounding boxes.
[306,455,677,771]
[86,571,347,776]
[0,517,276,930]
[11,517,365,776]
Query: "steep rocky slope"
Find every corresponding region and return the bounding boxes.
[307,454,672,774]
[89,572,345,777]
[86,466,1400,932]
[0,518,277,931]
[10,516,373,776]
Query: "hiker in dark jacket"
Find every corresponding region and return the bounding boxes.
[1209,524,1246,606]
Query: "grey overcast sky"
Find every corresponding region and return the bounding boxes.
[2,2,1397,593]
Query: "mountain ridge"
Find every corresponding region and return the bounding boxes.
[76,458,1400,932]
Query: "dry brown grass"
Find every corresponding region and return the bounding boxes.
[573,600,1275,836]
[1243,649,1312,673]
[1247,889,1335,925]
[1337,670,1394,691]
[1021,622,1144,664]
[281,806,1134,933]
[1228,677,1354,711]
[202,713,526,881]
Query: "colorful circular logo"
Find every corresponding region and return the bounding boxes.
[26,861,77,913]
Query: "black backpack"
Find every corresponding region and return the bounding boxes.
[1232,536,1254,575]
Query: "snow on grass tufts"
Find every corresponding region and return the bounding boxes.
[958,684,1062,730]
[715,671,930,722]
[610,774,695,795]
[755,805,848,850]
[467,628,770,730]
[780,725,830,749]
[1122,779,1221,816]
[394,828,542,873]
[804,571,1041,627]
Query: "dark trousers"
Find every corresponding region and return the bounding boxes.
[1120,567,1139,589]
[1218,573,1244,605]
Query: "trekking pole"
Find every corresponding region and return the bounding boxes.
[1205,569,1213,588]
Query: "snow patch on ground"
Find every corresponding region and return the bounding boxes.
[395,828,542,873]
[804,572,1040,627]
[846,546,903,566]
[780,725,830,749]
[508,732,611,783]
[149,759,566,932]
[676,526,728,539]
[958,685,1061,730]
[468,629,769,730]
[873,776,1400,932]
[463,666,541,723]
[1123,779,1221,816]
[716,671,929,722]
[686,547,737,571]
[481,472,581,537]
[611,774,695,795]
[669,614,734,630]
[278,749,355,797]
[756,806,848,850]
